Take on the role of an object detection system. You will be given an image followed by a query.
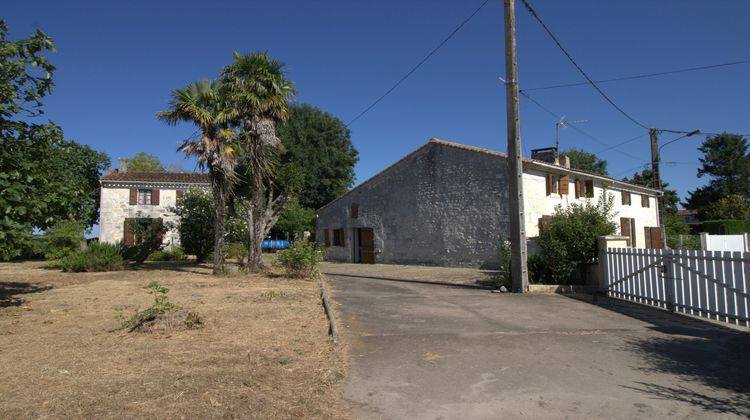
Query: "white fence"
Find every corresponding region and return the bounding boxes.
[603,247,750,327]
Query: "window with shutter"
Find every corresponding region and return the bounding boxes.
[641,194,650,208]
[129,189,138,205]
[152,189,160,206]
[176,189,185,203]
[622,191,631,205]
[333,229,345,247]
[585,180,594,198]
[546,174,558,195]
[620,217,636,247]
[559,175,569,195]
[574,180,582,198]
[137,189,153,205]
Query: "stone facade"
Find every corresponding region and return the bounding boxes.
[99,171,209,247]
[316,139,661,268]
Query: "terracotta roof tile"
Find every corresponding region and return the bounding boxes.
[100,170,209,184]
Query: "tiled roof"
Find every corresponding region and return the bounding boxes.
[100,170,209,184]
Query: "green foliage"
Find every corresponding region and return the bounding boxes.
[671,234,701,250]
[277,104,359,209]
[272,199,315,237]
[123,217,166,264]
[274,240,323,279]
[623,168,680,213]
[686,133,750,215]
[0,20,110,260]
[527,253,545,284]
[172,190,214,262]
[43,220,85,260]
[496,237,511,275]
[664,212,691,249]
[127,282,176,328]
[560,149,608,175]
[125,152,165,172]
[147,247,186,261]
[259,290,287,299]
[223,242,248,266]
[537,195,617,284]
[60,241,124,272]
[702,220,750,235]
[702,195,750,221]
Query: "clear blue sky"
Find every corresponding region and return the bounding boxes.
[5,0,750,206]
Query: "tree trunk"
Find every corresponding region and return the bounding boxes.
[247,175,265,271]
[211,173,226,275]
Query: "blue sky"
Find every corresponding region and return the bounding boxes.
[5,0,750,206]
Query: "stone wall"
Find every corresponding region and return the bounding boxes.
[99,187,182,247]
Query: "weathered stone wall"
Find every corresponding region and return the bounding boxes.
[317,143,510,268]
[99,187,182,247]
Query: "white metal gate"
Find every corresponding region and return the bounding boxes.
[604,247,750,327]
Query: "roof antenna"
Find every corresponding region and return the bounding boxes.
[555,116,587,154]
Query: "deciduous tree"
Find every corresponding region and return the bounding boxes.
[560,149,608,175]
[126,152,165,172]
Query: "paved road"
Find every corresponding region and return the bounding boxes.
[328,273,750,420]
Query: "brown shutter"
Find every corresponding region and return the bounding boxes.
[123,219,134,245]
[176,189,185,202]
[644,227,652,248]
[574,180,582,198]
[129,189,137,205]
[620,217,631,246]
[622,191,630,205]
[652,227,664,249]
[152,189,160,205]
[630,219,637,247]
[585,180,594,198]
[546,174,554,196]
[351,204,359,219]
[559,175,569,195]
[324,229,330,247]
[641,194,649,208]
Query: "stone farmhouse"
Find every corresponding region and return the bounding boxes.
[99,160,209,247]
[316,138,662,268]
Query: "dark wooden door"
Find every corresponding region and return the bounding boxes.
[360,228,375,264]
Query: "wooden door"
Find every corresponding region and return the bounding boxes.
[360,228,375,264]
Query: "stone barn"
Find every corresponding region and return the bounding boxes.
[316,138,661,268]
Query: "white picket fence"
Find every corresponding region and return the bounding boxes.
[603,247,750,327]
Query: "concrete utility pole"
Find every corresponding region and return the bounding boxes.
[503,0,528,292]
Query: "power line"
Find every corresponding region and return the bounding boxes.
[519,90,643,161]
[522,59,750,92]
[520,0,650,130]
[345,0,491,127]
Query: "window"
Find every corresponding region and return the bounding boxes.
[620,217,636,247]
[621,191,631,206]
[138,189,152,205]
[324,229,331,247]
[176,189,186,203]
[351,203,359,219]
[546,174,559,195]
[641,194,650,208]
[332,229,345,247]
[574,179,594,198]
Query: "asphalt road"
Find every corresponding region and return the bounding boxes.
[328,273,750,420]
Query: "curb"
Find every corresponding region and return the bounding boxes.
[320,278,339,344]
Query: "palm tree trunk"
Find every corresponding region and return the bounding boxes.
[248,174,265,271]
[211,172,226,275]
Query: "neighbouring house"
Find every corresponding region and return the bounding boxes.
[316,138,662,268]
[99,159,209,247]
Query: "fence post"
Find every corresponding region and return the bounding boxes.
[663,249,675,312]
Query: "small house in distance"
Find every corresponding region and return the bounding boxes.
[316,138,662,268]
[99,160,209,247]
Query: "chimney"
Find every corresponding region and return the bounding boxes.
[561,155,571,168]
[118,158,128,173]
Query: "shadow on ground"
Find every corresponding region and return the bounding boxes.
[0,282,52,307]
[323,272,489,290]
[568,294,750,416]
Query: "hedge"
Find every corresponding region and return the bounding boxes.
[701,219,750,235]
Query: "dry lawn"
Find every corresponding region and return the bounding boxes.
[0,261,349,419]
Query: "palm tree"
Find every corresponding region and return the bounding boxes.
[156,79,236,275]
[221,52,295,271]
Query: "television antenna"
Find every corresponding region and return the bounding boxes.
[555,116,588,152]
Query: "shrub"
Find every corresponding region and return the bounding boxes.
[60,241,124,272]
[702,219,750,235]
[44,220,85,260]
[172,190,214,262]
[536,194,617,284]
[123,217,166,264]
[223,242,248,266]
[274,240,323,279]
[125,281,203,333]
[147,247,186,261]
[701,195,750,221]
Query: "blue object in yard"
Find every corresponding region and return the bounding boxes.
[262,239,290,250]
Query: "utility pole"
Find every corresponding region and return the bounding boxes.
[504,0,528,292]
[650,128,666,246]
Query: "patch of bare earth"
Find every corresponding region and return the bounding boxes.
[0,261,349,419]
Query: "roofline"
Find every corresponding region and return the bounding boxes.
[316,138,662,212]
[100,179,210,186]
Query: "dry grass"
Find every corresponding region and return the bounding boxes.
[0,260,349,419]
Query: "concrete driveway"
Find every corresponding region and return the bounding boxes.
[326,271,750,419]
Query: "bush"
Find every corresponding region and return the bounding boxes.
[60,241,124,272]
[702,219,750,235]
[172,190,214,262]
[223,242,248,266]
[536,194,617,284]
[44,220,85,260]
[274,240,323,279]
[123,217,166,264]
[148,247,186,261]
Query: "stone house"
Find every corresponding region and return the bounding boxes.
[316,138,662,268]
[99,160,209,247]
